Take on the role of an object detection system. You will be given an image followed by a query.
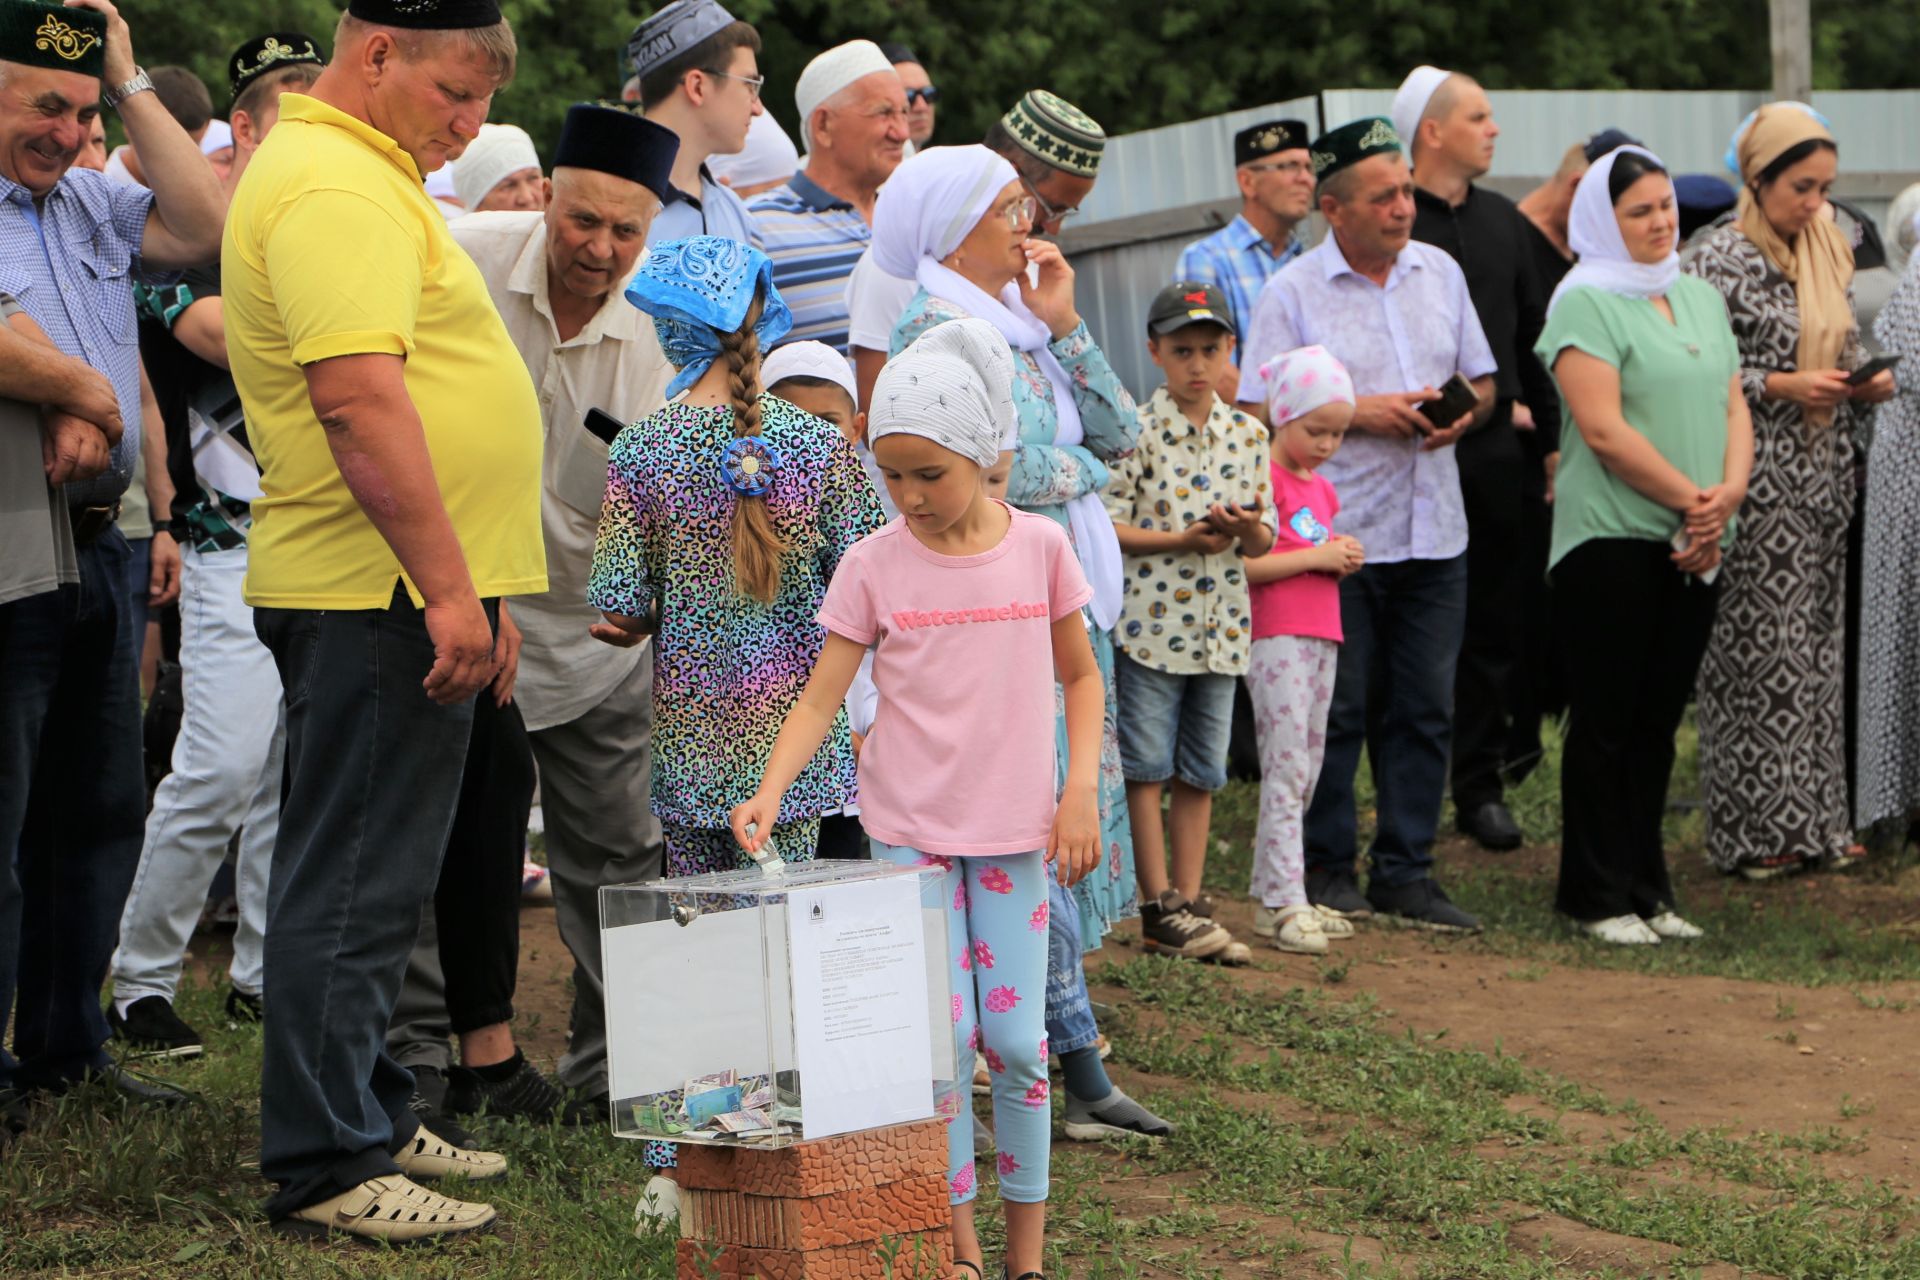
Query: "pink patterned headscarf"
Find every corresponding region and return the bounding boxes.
[1259,344,1355,424]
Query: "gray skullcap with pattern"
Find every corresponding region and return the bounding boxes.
[869,318,1017,469]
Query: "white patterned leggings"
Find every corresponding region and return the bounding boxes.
[1246,635,1341,909]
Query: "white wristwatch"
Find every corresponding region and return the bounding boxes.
[103,67,154,111]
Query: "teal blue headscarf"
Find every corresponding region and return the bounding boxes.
[625,236,794,398]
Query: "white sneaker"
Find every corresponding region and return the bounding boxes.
[1582,914,1661,945]
[1643,911,1704,940]
[634,1174,680,1230]
[1266,907,1329,955]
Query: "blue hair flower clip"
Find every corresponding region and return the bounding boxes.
[719,436,782,498]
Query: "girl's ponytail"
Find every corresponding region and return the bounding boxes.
[718,290,786,604]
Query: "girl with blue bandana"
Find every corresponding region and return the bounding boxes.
[587,237,883,1170]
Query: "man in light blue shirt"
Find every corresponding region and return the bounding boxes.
[1234,117,1495,935]
[1176,118,1312,399]
[625,0,760,246]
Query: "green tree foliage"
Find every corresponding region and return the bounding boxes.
[124,0,1920,161]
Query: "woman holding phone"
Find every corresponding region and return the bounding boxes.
[1682,104,1893,881]
[1538,145,1751,944]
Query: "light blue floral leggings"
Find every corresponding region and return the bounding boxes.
[873,841,1051,1206]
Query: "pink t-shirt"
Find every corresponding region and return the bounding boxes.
[818,506,1093,856]
[1250,467,1343,643]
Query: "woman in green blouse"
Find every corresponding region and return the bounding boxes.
[1535,146,1754,946]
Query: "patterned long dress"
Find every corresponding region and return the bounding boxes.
[892,291,1141,946]
[1855,255,1920,829]
[1682,225,1864,872]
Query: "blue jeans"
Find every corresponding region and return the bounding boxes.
[254,586,484,1218]
[0,532,145,1088]
[1114,655,1237,792]
[1304,555,1467,887]
[1044,869,1098,1056]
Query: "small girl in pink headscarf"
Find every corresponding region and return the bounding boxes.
[1244,345,1366,955]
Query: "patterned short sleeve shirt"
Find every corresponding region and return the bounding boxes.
[1102,388,1275,675]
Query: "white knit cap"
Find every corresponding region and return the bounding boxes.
[763,340,859,409]
[708,112,800,189]
[199,118,233,156]
[1390,65,1453,162]
[794,39,895,154]
[870,318,1016,469]
[452,124,541,210]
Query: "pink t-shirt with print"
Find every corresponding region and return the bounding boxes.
[818,506,1093,856]
[1250,466,1343,643]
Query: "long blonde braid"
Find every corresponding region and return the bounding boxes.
[718,292,787,604]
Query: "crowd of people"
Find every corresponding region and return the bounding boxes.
[4,0,1920,1267]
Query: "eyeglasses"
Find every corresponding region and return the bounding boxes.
[996,194,1038,230]
[905,85,941,107]
[1243,159,1312,177]
[1021,179,1080,226]
[700,69,765,102]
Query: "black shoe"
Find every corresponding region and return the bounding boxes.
[107,996,204,1059]
[27,1065,192,1107]
[446,1051,570,1123]
[1365,877,1482,934]
[1,1088,27,1145]
[1458,800,1523,851]
[407,1068,478,1149]
[563,1090,610,1127]
[1305,868,1373,920]
[225,987,264,1024]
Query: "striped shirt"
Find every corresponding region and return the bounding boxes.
[748,172,870,355]
[1174,215,1303,366]
[0,169,159,507]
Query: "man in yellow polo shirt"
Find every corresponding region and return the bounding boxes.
[222,0,542,1243]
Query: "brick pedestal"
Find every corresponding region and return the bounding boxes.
[674,1120,953,1280]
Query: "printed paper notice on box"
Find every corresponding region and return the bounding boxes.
[787,875,934,1138]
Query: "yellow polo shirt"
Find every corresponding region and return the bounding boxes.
[223,94,546,608]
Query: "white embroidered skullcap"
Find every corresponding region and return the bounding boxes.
[763,340,859,408]
[1391,65,1453,161]
[795,39,894,153]
[199,119,233,156]
[870,318,1016,468]
[452,123,541,210]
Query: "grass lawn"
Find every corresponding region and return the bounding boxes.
[8,724,1920,1277]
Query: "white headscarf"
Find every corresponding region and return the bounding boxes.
[795,39,894,153]
[871,145,1017,279]
[1390,65,1452,162]
[874,145,1123,625]
[452,123,540,210]
[870,318,1016,469]
[1260,345,1356,424]
[1547,145,1680,317]
[763,340,859,408]
[708,112,800,190]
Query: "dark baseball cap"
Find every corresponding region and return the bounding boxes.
[1147,281,1234,338]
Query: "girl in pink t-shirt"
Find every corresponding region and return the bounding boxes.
[1245,346,1367,956]
[731,320,1102,1280]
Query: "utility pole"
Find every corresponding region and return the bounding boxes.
[1770,0,1813,102]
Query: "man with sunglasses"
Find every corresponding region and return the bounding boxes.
[1176,120,1314,401]
[849,88,1107,413]
[880,42,937,148]
[626,0,763,246]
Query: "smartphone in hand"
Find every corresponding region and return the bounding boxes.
[1418,373,1478,430]
[1846,354,1902,387]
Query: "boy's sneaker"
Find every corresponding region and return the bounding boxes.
[1062,1087,1174,1141]
[108,996,204,1059]
[1305,869,1374,920]
[1188,893,1219,920]
[407,1069,479,1150]
[1140,890,1232,959]
[1365,877,1482,934]
[445,1051,569,1122]
[521,859,553,902]
[225,987,264,1025]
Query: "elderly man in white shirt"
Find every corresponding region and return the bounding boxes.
[1235,116,1496,935]
[391,105,681,1117]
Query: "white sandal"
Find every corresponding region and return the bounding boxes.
[280,1174,495,1242]
[1269,906,1329,955]
[1643,911,1704,940]
[394,1125,508,1181]
[1312,905,1356,938]
[1581,914,1661,945]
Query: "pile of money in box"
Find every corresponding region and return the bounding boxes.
[633,1069,806,1143]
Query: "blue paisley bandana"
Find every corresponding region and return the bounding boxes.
[625,236,795,398]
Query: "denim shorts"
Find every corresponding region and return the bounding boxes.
[1114,652,1237,791]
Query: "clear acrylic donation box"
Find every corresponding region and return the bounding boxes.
[600,859,958,1147]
